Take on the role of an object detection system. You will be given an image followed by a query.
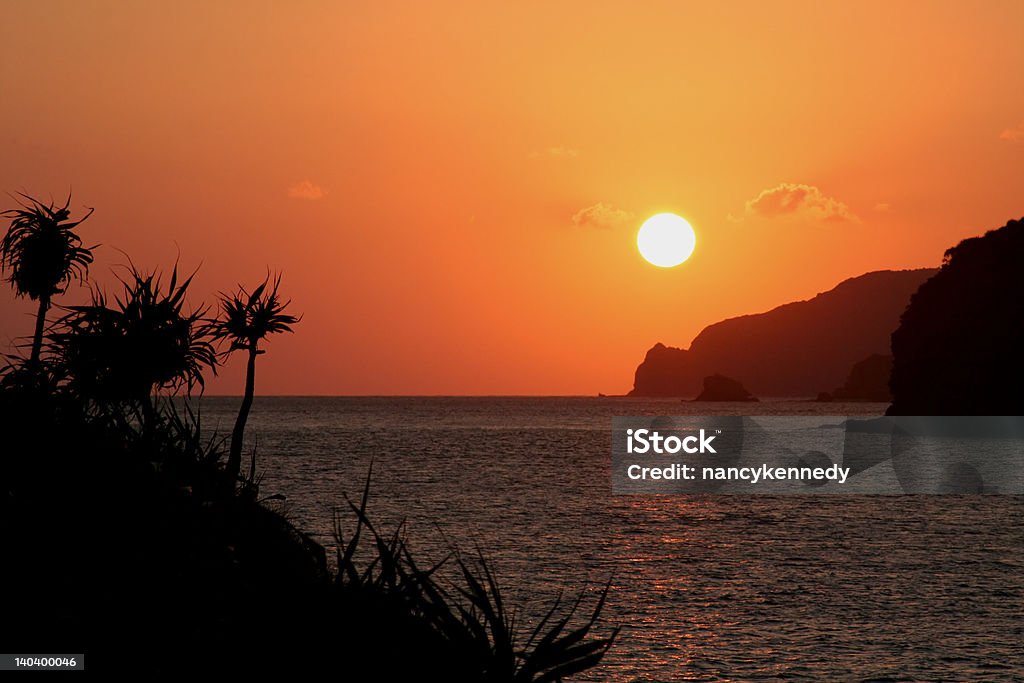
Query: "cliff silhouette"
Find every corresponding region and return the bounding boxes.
[630,269,935,397]
[888,218,1024,415]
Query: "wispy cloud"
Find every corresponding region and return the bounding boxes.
[571,202,634,229]
[530,146,580,160]
[743,183,858,223]
[999,122,1024,142]
[287,180,325,200]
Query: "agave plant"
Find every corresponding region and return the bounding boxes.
[212,273,300,482]
[0,193,95,365]
[51,264,217,409]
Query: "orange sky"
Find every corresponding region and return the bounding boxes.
[2,1,1022,395]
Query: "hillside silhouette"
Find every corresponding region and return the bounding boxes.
[630,269,935,397]
[888,218,1024,415]
[1,194,617,679]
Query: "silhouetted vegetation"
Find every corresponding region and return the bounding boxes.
[335,472,619,682]
[0,193,94,368]
[0,195,616,678]
[212,274,299,482]
[52,265,216,420]
[889,218,1024,415]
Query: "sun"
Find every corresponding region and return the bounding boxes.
[637,213,696,267]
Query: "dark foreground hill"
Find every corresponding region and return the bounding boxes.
[0,386,616,679]
[629,269,936,397]
[889,218,1024,415]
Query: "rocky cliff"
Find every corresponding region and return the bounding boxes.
[629,269,936,397]
[889,218,1024,415]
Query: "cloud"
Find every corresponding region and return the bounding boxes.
[287,180,325,200]
[999,122,1024,142]
[744,183,858,223]
[571,202,634,230]
[530,146,580,159]
[873,202,891,212]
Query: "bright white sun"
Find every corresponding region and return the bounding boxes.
[637,213,696,267]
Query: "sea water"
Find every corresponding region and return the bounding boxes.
[196,397,1023,682]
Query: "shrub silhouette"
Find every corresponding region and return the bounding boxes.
[0,193,95,366]
[334,471,619,682]
[49,264,217,437]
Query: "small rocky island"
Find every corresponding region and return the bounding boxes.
[817,354,892,402]
[694,374,759,402]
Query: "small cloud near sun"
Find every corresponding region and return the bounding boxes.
[874,202,891,212]
[744,183,859,223]
[287,180,325,200]
[999,122,1024,142]
[529,146,580,160]
[571,202,634,230]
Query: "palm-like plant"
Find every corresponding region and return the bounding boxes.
[0,193,95,365]
[213,274,299,481]
[52,265,217,407]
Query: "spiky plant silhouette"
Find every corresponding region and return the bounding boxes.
[213,274,300,482]
[0,193,95,366]
[335,471,620,682]
[52,265,217,419]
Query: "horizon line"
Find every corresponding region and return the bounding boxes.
[188,394,866,400]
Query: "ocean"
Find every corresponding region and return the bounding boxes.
[197,397,1023,682]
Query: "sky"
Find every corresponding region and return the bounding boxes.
[1,1,1022,395]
